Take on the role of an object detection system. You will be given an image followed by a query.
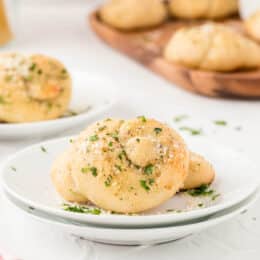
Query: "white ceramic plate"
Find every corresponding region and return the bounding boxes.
[2,135,259,227]
[0,72,117,139]
[4,189,259,245]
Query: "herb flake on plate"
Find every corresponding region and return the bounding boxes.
[179,126,202,136]
[187,184,220,201]
[40,146,47,153]
[62,204,101,215]
[10,166,17,172]
[173,115,189,123]
[214,120,227,126]
[138,115,147,123]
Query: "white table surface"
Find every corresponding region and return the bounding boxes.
[1,1,260,259]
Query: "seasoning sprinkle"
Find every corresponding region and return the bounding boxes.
[115,164,122,172]
[63,204,101,215]
[40,146,47,153]
[10,166,16,172]
[138,115,147,123]
[90,167,98,177]
[89,135,99,142]
[179,127,202,136]
[214,120,227,126]
[173,115,189,122]
[29,63,36,71]
[140,180,150,191]
[144,164,154,175]
[187,184,215,197]
[154,127,162,135]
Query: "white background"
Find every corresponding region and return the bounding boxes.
[1,1,260,259]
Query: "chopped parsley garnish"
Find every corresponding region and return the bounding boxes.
[212,193,220,201]
[115,164,122,171]
[98,126,107,131]
[136,138,140,143]
[138,115,147,123]
[198,203,204,207]
[40,146,47,153]
[174,115,189,122]
[69,139,73,143]
[118,150,126,161]
[105,175,113,187]
[10,166,16,172]
[90,167,98,177]
[108,141,113,147]
[148,178,155,185]
[111,132,119,142]
[29,63,36,71]
[179,127,202,136]
[118,153,123,160]
[63,204,101,215]
[140,180,150,191]
[154,128,162,135]
[187,184,214,197]
[91,208,102,215]
[81,167,98,176]
[214,120,227,126]
[81,167,89,174]
[63,204,86,213]
[144,164,154,175]
[240,209,248,215]
[89,135,99,142]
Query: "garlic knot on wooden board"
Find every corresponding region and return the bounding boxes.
[164,23,260,72]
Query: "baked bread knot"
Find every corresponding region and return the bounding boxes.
[99,0,168,30]
[69,117,189,213]
[164,23,260,72]
[0,53,71,123]
[245,11,260,43]
[51,151,87,203]
[168,0,238,19]
[183,152,215,190]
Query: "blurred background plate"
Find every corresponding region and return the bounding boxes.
[0,71,118,140]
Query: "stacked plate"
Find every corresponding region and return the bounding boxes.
[1,136,260,245]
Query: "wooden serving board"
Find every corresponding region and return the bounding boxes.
[89,12,260,99]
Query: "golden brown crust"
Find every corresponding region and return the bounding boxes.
[245,11,260,43]
[51,151,87,203]
[183,152,215,190]
[164,23,260,72]
[99,0,168,30]
[60,117,190,213]
[0,53,71,123]
[168,0,238,19]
